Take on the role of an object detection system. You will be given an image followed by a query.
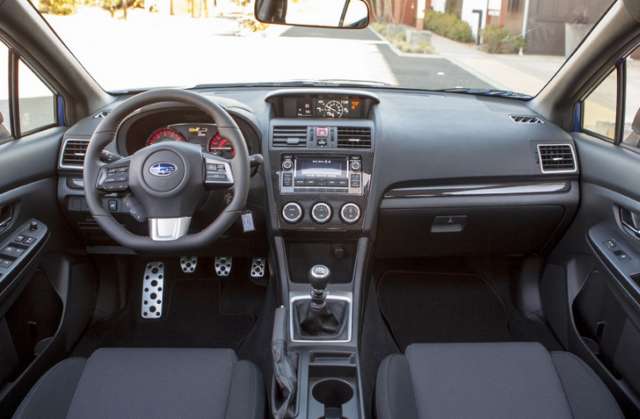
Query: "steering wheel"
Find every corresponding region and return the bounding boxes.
[83,89,250,253]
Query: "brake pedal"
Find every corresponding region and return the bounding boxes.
[141,261,164,319]
[214,256,232,277]
[180,256,197,274]
[250,257,267,280]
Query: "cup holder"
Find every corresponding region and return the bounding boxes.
[312,378,354,418]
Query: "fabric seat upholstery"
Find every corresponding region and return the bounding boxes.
[376,342,623,419]
[13,347,264,419]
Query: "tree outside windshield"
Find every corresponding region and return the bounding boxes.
[34,0,614,96]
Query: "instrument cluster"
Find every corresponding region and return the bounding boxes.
[118,109,258,158]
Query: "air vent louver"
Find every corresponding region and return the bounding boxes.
[510,114,543,124]
[537,144,577,173]
[337,127,372,149]
[61,139,89,168]
[272,126,308,147]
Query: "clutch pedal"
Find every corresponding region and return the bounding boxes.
[214,256,232,277]
[250,257,267,281]
[179,256,197,274]
[141,261,164,319]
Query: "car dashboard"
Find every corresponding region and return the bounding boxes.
[56,86,579,258]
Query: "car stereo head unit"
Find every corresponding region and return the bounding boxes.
[280,155,362,194]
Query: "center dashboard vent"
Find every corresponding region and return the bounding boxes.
[337,127,372,149]
[537,144,577,173]
[510,114,543,124]
[60,139,89,169]
[272,126,308,147]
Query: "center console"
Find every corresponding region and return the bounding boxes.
[266,90,377,419]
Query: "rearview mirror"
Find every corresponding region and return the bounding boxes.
[255,0,369,29]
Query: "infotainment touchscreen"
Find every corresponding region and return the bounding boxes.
[295,157,346,178]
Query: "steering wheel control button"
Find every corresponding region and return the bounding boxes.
[311,202,332,224]
[97,163,130,192]
[340,203,361,224]
[282,202,303,224]
[141,261,164,319]
[205,158,234,186]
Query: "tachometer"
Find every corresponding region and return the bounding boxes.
[208,132,235,159]
[146,127,186,146]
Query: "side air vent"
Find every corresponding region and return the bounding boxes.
[60,139,89,169]
[272,126,308,147]
[537,144,577,173]
[510,114,543,124]
[337,127,372,149]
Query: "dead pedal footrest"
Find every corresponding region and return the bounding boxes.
[141,261,164,319]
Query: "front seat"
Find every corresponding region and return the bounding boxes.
[376,342,623,419]
[12,347,264,419]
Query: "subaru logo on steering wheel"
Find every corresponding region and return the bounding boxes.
[149,162,177,177]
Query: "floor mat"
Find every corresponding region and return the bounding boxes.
[73,277,261,357]
[378,271,511,351]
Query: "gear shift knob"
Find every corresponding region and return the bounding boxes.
[308,265,331,291]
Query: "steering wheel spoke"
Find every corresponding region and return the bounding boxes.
[203,153,234,188]
[96,158,131,193]
[149,217,191,241]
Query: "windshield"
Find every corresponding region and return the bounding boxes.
[35,0,614,96]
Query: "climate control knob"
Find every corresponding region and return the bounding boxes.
[282,159,293,170]
[282,202,303,224]
[311,202,332,224]
[340,203,361,224]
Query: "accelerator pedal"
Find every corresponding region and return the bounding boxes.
[180,256,198,274]
[214,256,232,278]
[141,261,164,319]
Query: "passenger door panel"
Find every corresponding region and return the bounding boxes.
[544,132,640,416]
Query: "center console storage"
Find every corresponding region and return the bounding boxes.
[301,352,362,419]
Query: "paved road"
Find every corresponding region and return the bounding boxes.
[282,27,492,90]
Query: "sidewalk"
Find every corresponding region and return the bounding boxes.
[429,33,564,96]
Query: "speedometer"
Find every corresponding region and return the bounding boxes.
[146,127,186,146]
[208,132,235,159]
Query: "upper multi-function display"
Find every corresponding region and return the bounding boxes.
[280,95,369,119]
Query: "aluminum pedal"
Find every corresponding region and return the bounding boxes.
[250,257,267,280]
[141,261,164,319]
[214,256,232,277]
[179,256,197,274]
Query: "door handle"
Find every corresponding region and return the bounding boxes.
[0,204,14,229]
[619,207,640,238]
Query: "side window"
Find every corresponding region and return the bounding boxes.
[583,69,617,141]
[0,42,9,140]
[623,49,640,149]
[18,59,56,134]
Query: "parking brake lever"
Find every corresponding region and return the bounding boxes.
[272,305,297,419]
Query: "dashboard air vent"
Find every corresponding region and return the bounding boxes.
[510,114,543,124]
[337,127,372,149]
[60,139,89,169]
[537,144,577,173]
[272,126,308,147]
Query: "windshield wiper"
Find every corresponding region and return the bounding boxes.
[436,87,532,99]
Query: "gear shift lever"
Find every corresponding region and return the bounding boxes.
[300,264,341,335]
[309,264,330,308]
